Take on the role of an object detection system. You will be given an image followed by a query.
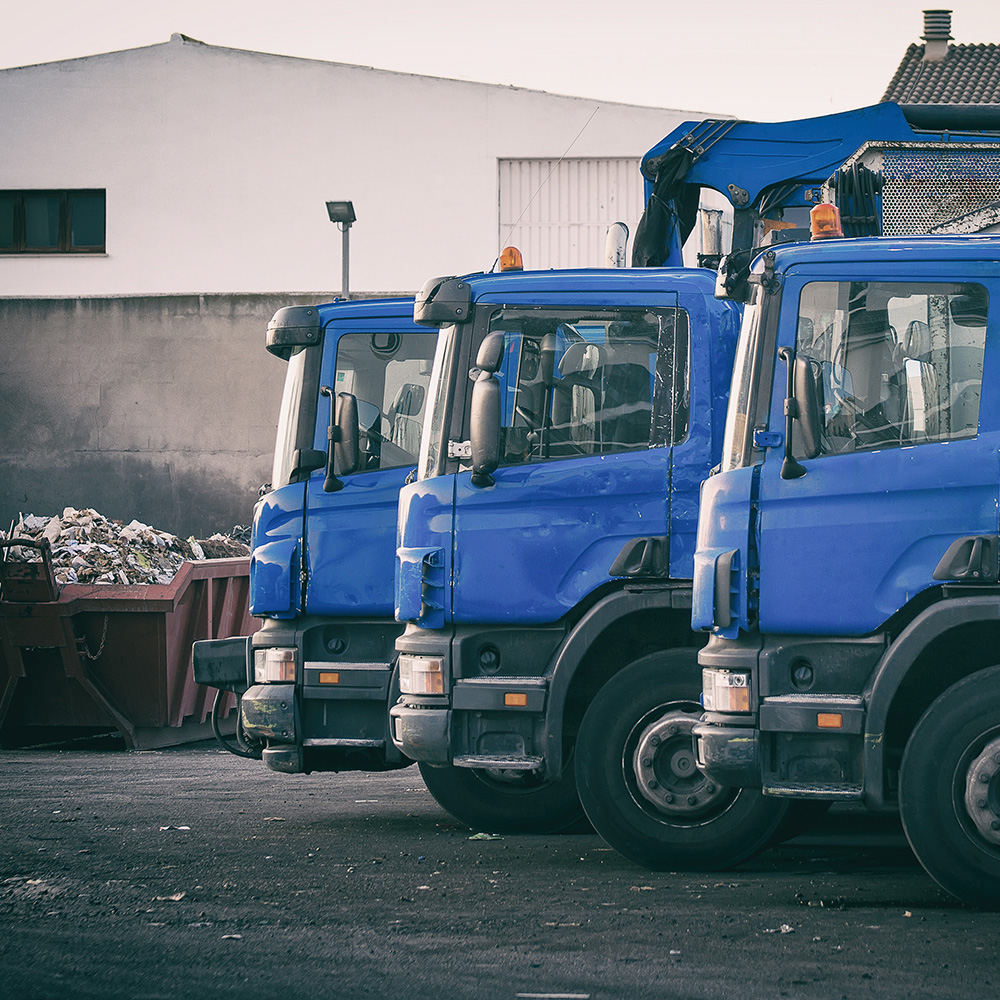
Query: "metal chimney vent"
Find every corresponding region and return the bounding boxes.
[922,9,953,61]
[922,9,953,41]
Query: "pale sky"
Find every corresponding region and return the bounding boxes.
[3,0,1000,122]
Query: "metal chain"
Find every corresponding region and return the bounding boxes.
[78,614,109,661]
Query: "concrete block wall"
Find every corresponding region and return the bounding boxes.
[0,293,351,538]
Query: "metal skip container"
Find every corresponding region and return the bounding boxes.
[0,538,258,748]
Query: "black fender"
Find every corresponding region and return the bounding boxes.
[542,585,688,776]
[863,593,1000,806]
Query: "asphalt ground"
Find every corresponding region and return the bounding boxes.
[0,740,996,1000]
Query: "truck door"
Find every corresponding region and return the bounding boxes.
[756,271,1000,635]
[451,294,688,624]
[304,321,438,616]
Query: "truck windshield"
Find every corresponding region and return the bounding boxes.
[271,345,315,489]
[721,285,765,472]
[418,324,458,480]
[418,306,689,480]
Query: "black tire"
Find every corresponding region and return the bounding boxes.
[418,760,588,834]
[575,650,790,870]
[899,666,1000,909]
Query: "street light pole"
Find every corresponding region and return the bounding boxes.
[325,200,357,298]
[340,222,351,298]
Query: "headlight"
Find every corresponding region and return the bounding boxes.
[702,668,750,713]
[398,654,445,695]
[254,647,296,683]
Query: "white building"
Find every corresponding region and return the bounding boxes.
[0,34,723,297]
[0,35,727,536]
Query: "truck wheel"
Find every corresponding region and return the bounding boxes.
[899,665,1000,909]
[418,761,587,834]
[575,650,790,870]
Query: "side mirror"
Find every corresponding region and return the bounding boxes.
[778,347,820,480]
[319,389,361,492]
[469,372,501,488]
[949,289,988,328]
[413,275,472,326]
[903,357,939,438]
[539,332,557,384]
[715,252,751,302]
[476,331,506,374]
[792,356,823,460]
[335,393,361,477]
[393,382,426,417]
[265,305,321,359]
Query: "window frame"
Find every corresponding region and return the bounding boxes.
[792,278,988,458]
[0,189,106,254]
[474,304,690,471]
[331,329,439,475]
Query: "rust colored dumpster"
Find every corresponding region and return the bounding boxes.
[0,539,259,748]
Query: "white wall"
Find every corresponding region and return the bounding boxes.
[0,36,716,296]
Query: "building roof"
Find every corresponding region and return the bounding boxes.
[0,33,716,117]
[882,41,1000,103]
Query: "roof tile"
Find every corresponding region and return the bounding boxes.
[882,43,1000,104]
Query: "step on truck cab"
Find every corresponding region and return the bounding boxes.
[194,298,438,774]
[388,263,800,867]
[693,227,1000,907]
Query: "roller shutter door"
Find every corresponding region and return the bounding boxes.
[498,158,644,269]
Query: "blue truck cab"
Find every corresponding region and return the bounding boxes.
[692,232,1000,906]
[194,298,437,774]
[385,264,798,867]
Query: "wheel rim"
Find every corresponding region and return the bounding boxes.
[962,732,1000,848]
[626,704,737,822]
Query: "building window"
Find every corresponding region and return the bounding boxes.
[0,190,106,253]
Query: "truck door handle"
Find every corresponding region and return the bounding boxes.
[932,535,999,582]
[609,536,668,577]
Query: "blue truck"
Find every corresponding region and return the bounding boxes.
[194,297,438,774]
[195,101,888,775]
[196,103,1000,870]
[389,263,765,861]
[692,221,1000,909]
[391,103,1000,868]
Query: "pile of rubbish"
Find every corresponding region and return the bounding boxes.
[1,507,251,586]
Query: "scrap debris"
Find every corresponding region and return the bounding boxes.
[1,507,250,586]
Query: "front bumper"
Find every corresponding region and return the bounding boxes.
[241,683,303,772]
[696,696,868,798]
[392,678,549,767]
[241,683,296,741]
[392,621,558,768]
[693,720,761,787]
[698,631,872,799]
[237,616,411,774]
[389,701,452,765]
